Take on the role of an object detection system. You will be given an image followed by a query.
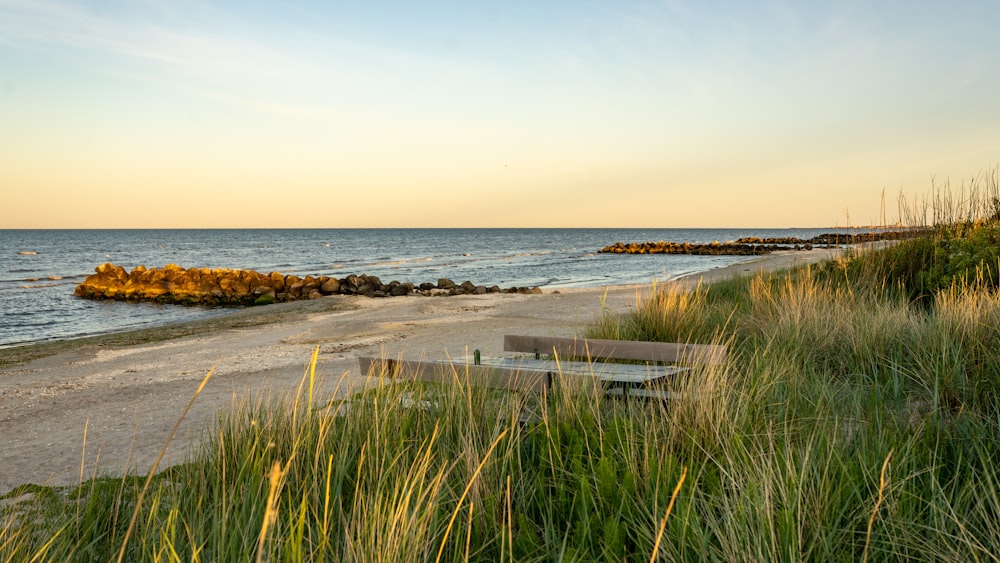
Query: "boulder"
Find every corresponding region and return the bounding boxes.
[390,283,414,297]
[231,279,250,294]
[320,278,341,294]
[270,272,286,291]
[343,275,362,292]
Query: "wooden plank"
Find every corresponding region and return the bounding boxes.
[471,356,688,384]
[358,357,551,393]
[358,356,613,396]
[503,335,726,365]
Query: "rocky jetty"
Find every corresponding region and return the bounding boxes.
[598,241,805,255]
[75,263,542,306]
[599,229,930,256]
[734,229,930,246]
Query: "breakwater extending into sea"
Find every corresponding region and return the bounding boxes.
[1,228,857,348]
[76,263,543,305]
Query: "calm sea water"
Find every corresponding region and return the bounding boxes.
[0,228,841,348]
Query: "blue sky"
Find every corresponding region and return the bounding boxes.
[2,0,999,227]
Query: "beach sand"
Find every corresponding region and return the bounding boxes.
[0,249,841,494]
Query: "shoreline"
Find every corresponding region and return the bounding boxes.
[0,248,840,494]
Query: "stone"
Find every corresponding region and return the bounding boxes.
[96,262,117,274]
[437,278,456,290]
[270,272,286,291]
[390,283,413,297]
[320,278,341,294]
[343,275,361,291]
[231,280,250,294]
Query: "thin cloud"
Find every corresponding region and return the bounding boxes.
[0,0,299,84]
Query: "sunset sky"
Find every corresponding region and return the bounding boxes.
[2,1,999,228]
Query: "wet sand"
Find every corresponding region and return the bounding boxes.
[0,249,841,494]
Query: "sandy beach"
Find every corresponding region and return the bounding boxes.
[0,249,841,494]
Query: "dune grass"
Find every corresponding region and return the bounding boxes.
[5,172,1000,561]
[5,262,999,561]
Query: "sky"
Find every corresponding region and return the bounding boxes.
[2,1,999,228]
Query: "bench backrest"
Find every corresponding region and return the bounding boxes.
[503,335,726,365]
[358,356,553,393]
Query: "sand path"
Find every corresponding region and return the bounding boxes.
[0,249,840,493]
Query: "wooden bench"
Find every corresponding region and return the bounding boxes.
[358,334,726,400]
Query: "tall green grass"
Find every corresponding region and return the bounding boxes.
[6,266,1000,560]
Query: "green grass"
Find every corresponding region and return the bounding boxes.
[6,171,1000,561]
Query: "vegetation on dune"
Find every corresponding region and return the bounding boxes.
[4,170,1000,561]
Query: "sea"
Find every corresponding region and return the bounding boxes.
[0,228,844,349]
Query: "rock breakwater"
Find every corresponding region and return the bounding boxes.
[75,263,542,306]
[599,229,930,255]
[598,241,804,255]
[734,229,930,246]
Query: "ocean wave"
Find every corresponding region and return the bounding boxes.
[18,282,68,289]
[478,250,555,261]
[362,257,435,268]
[551,276,608,286]
[0,274,80,284]
[0,313,60,326]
